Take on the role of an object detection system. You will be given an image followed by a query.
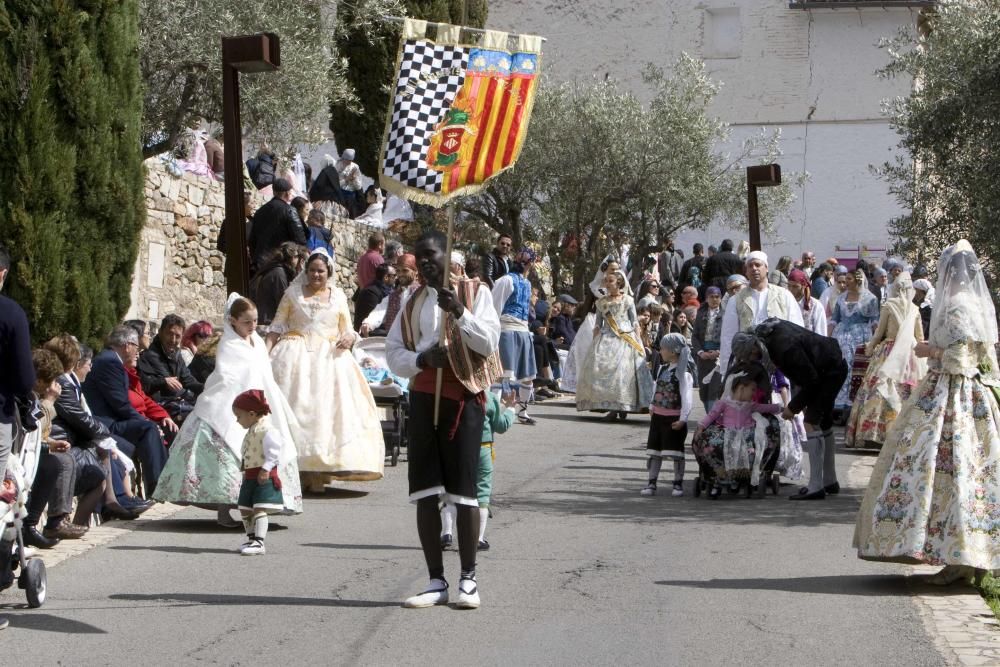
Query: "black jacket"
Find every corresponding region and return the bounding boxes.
[550,314,577,349]
[248,198,308,270]
[753,318,846,414]
[0,295,35,425]
[703,251,745,290]
[51,374,111,448]
[354,282,391,331]
[83,348,143,424]
[481,251,510,288]
[679,255,706,287]
[137,336,204,402]
[308,165,342,202]
[249,262,295,325]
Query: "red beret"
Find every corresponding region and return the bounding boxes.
[232,389,270,415]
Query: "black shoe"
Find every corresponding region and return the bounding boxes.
[22,525,60,549]
[101,503,139,521]
[477,539,490,551]
[602,412,618,422]
[790,489,826,500]
[824,482,840,495]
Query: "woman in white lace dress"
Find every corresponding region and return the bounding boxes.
[576,270,654,420]
[267,249,385,493]
[855,240,1000,585]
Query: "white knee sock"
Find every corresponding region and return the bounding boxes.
[253,512,269,541]
[803,432,824,493]
[440,503,456,537]
[672,458,686,484]
[242,516,253,537]
[517,383,533,412]
[478,507,489,542]
[647,457,663,484]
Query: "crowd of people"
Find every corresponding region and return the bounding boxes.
[3,207,999,623]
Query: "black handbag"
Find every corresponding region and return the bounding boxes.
[14,394,42,433]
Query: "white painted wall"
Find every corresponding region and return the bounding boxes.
[486,0,920,262]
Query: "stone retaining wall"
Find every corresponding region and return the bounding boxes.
[126,159,384,327]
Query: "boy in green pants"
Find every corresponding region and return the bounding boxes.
[441,389,516,550]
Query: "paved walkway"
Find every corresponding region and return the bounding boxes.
[0,399,994,665]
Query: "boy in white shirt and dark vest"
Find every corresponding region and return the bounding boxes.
[232,390,284,556]
[387,230,502,610]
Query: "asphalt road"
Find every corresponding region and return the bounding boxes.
[1,399,943,666]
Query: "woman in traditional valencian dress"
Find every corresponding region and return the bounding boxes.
[846,271,926,449]
[830,268,879,415]
[576,270,654,421]
[855,240,1000,585]
[561,255,622,394]
[267,249,385,493]
[153,294,303,520]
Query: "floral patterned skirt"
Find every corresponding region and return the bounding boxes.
[845,340,914,448]
[854,369,1000,568]
[152,417,241,506]
[692,419,781,483]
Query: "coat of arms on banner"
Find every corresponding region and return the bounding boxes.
[380,19,543,207]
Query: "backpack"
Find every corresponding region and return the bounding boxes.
[249,156,275,190]
[307,226,334,256]
[687,265,702,289]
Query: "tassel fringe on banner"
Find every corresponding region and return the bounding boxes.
[378,18,544,208]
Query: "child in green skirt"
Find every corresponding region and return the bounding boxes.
[232,389,285,556]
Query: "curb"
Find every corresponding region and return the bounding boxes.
[847,456,1000,666]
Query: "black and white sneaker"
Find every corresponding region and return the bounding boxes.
[403,578,449,608]
[455,576,480,609]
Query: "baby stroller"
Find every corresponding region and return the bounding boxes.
[1,408,49,608]
[691,417,781,499]
[354,337,408,467]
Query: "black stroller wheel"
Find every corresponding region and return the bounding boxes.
[771,473,781,496]
[20,558,46,608]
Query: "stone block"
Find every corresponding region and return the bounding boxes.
[198,205,212,219]
[185,202,198,219]
[183,266,202,282]
[173,201,187,216]
[176,216,198,236]
[208,256,223,269]
[203,266,214,285]
[152,195,174,212]
[189,187,204,207]
[146,242,166,289]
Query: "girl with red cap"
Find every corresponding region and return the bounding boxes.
[232,389,283,555]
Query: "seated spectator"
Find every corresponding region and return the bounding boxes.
[680,285,700,310]
[138,314,203,423]
[549,296,578,350]
[249,241,305,325]
[360,253,418,337]
[354,262,395,332]
[188,331,221,384]
[355,184,384,227]
[127,348,177,436]
[124,319,152,353]
[45,337,148,521]
[180,320,213,365]
[22,349,90,546]
[83,326,170,496]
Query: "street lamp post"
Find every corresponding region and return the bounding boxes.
[746,164,782,252]
[221,33,280,295]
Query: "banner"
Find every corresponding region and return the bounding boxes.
[380,19,543,207]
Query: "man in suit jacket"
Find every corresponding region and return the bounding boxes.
[481,233,513,288]
[83,326,169,495]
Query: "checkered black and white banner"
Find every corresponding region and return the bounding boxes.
[381,39,469,196]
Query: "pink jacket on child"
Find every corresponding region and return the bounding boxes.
[699,399,781,430]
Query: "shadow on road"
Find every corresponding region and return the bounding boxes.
[108,545,234,555]
[655,573,914,596]
[301,542,421,551]
[131,519,288,534]
[7,612,107,634]
[109,592,398,609]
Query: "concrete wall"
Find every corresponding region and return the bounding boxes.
[487,0,920,262]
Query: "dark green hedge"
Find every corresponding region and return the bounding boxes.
[0,1,144,343]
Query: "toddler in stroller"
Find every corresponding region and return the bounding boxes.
[354,337,408,466]
[692,374,782,499]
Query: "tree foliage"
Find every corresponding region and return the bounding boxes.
[878,0,1000,281]
[139,0,406,159]
[0,1,145,343]
[332,0,488,175]
[458,56,800,295]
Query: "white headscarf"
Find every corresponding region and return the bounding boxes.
[929,240,998,350]
[178,293,304,512]
[876,271,926,410]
